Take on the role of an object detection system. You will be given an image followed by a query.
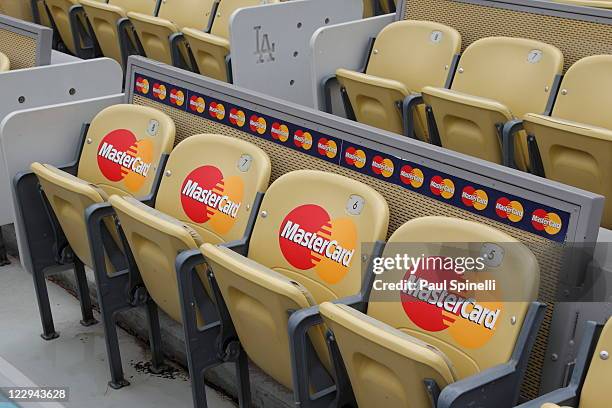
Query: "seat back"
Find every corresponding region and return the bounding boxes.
[111,134,271,322]
[156,0,213,30]
[452,36,563,118]
[551,55,612,128]
[367,20,460,97]
[579,318,612,407]
[77,104,175,197]
[0,51,9,71]
[0,0,34,21]
[80,0,156,63]
[247,169,389,303]
[366,217,539,380]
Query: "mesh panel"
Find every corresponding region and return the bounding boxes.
[404,0,612,72]
[136,94,559,398]
[0,26,37,69]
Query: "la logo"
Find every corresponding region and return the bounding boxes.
[254,25,275,63]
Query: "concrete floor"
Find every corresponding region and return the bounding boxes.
[0,257,236,408]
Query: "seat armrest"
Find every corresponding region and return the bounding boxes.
[402,93,424,139]
[220,192,264,256]
[502,119,524,168]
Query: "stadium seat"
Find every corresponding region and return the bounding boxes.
[517,318,612,408]
[128,0,215,69]
[80,0,157,67]
[0,52,9,71]
[319,216,543,408]
[422,37,563,170]
[100,134,270,391]
[44,0,99,57]
[519,55,612,229]
[0,0,34,21]
[182,0,279,82]
[362,0,396,17]
[336,20,461,141]
[29,104,175,340]
[199,169,389,405]
[31,0,53,27]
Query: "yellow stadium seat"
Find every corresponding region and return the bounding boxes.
[199,169,389,405]
[519,55,612,229]
[422,37,563,170]
[80,0,157,67]
[336,20,461,141]
[0,51,9,71]
[182,0,279,82]
[29,104,175,342]
[320,216,543,408]
[99,134,270,393]
[44,0,99,57]
[0,0,34,21]
[128,0,215,68]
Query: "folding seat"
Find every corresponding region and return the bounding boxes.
[95,133,271,391]
[516,55,612,229]
[196,169,389,406]
[0,0,34,21]
[0,52,9,71]
[128,0,216,69]
[319,216,544,408]
[182,0,279,83]
[44,0,99,57]
[516,318,612,408]
[422,37,563,170]
[362,0,396,17]
[28,104,175,341]
[335,20,461,141]
[80,0,157,67]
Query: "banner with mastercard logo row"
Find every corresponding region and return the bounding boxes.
[133,73,571,242]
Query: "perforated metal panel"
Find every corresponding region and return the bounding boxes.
[403,0,612,72]
[0,26,37,69]
[135,93,560,399]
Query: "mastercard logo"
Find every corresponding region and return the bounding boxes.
[189,95,205,114]
[495,198,524,223]
[249,115,267,134]
[279,204,357,284]
[344,146,366,169]
[461,186,488,211]
[293,130,313,150]
[152,83,166,100]
[169,89,185,107]
[181,165,244,235]
[317,138,338,159]
[371,155,394,178]
[531,209,562,235]
[135,77,149,94]
[399,165,424,188]
[229,108,246,127]
[209,102,225,120]
[271,122,289,142]
[97,129,153,193]
[401,265,502,349]
[430,175,455,199]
